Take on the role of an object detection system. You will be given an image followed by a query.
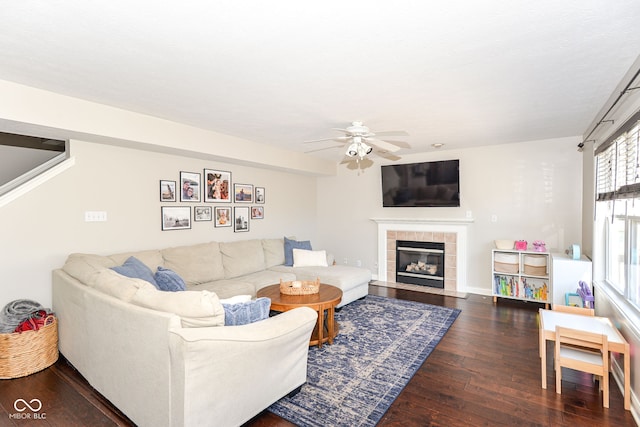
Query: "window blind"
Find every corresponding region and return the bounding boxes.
[596,121,640,200]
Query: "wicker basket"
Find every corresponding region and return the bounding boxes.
[0,317,59,379]
[280,277,320,295]
[523,254,547,276]
[494,252,519,274]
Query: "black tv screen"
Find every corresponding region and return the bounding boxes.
[381,159,460,207]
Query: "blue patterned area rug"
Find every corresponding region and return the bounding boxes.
[268,295,461,426]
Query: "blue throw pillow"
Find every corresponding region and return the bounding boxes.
[154,267,186,292]
[111,256,159,289]
[284,237,312,266]
[222,297,271,326]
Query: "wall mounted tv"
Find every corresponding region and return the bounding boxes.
[381,159,460,207]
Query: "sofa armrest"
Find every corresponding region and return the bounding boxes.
[168,307,317,427]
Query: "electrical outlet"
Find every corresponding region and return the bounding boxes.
[85,211,108,222]
[356,259,362,267]
[491,214,498,223]
[343,258,348,265]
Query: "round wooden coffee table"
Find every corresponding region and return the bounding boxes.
[257,283,342,348]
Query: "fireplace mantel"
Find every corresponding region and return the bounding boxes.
[372,217,473,293]
[371,217,474,225]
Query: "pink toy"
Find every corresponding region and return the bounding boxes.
[515,240,528,251]
[532,240,546,252]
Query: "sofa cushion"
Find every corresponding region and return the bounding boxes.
[293,249,328,267]
[93,268,157,301]
[130,287,225,328]
[161,242,224,286]
[222,297,271,326]
[262,238,285,268]
[154,267,187,292]
[190,280,257,299]
[108,250,164,272]
[220,240,266,278]
[284,237,312,266]
[62,253,117,285]
[111,256,159,288]
[230,270,296,292]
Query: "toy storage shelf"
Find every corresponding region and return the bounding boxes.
[492,249,551,308]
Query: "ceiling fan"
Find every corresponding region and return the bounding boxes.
[304,121,410,163]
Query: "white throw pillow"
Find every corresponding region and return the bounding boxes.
[293,248,328,267]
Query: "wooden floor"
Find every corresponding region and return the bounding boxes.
[0,285,635,426]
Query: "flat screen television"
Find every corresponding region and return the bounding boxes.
[381,159,460,207]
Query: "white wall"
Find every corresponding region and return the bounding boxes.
[315,136,583,295]
[0,140,318,310]
[0,131,583,312]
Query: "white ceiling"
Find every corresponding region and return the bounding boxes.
[1,1,639,161]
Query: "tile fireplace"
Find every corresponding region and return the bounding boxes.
[372,218,472,294]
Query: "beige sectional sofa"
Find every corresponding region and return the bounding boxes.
[52,237,371,427]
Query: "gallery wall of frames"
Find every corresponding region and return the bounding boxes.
[159,168,265,232]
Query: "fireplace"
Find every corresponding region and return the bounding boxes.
[372,217,472,294]
[396,240,445,288]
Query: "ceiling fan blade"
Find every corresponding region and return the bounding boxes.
[373,130,410,137]
[381,139,411,149]
[364,137,410,149]
[375,150,402,161]
[305,145,343,154]
[304,136,351,144]
[367,138,402,153]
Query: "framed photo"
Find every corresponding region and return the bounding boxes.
[234,183,253,203]
[160,180,176,202]
[234,206,250,232]
[161,206,191,231]
[214,206,232,227]
[251,206,264,219]
[194,206,212,221]
[204,169,231,203]
[180,171,201,202]
[255,187,265,203]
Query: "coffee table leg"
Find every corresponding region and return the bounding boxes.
[317,308,324,348]
[327,307,335,344]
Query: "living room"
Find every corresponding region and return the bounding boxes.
[1,2,640,426]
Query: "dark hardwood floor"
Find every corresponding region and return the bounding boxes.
[0,285,635,426]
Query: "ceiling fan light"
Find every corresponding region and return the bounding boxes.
[346,142,359,157]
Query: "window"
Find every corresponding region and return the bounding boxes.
[596,120,640,308]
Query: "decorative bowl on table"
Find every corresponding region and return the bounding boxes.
[280,277,320,295]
